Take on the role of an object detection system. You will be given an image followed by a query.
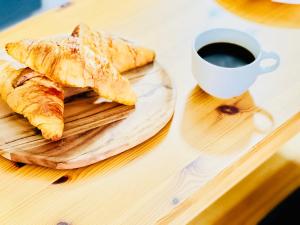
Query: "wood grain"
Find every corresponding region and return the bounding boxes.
[0,0,299,224]
[0,62,175,169]
[218,0,300,28]
[189,145,300,225]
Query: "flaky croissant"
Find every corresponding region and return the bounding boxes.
[72,24,155,73]
[0,60,64,140]
[5,25,137,105]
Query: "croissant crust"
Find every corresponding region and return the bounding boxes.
[5,25,138,105]
[0,61,64,140]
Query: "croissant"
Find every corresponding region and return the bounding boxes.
[5,26,137,105]
[0,60,64,140]
[71,24,155,73]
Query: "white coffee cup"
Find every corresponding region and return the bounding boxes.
[192,28,280,99]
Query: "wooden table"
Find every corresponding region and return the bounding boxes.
[0,0,300,224]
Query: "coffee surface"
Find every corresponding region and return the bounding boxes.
[197,42,255,68]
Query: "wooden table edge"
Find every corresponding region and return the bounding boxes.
[157,112,300,225]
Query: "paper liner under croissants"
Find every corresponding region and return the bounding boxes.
[0,60,64,140]
[5,24,155,105]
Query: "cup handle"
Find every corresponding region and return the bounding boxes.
[258,51,280,75]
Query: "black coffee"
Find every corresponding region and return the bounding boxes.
[197,42,255,68]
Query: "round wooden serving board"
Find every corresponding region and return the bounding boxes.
[0,63,175,169]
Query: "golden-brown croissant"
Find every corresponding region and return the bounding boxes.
[0,60,64,140]
[5,26,137,105]
[72,24,155,73]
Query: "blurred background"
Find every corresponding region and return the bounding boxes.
[0,0,68,30]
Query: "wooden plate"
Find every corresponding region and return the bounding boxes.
[0,63,176,169]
